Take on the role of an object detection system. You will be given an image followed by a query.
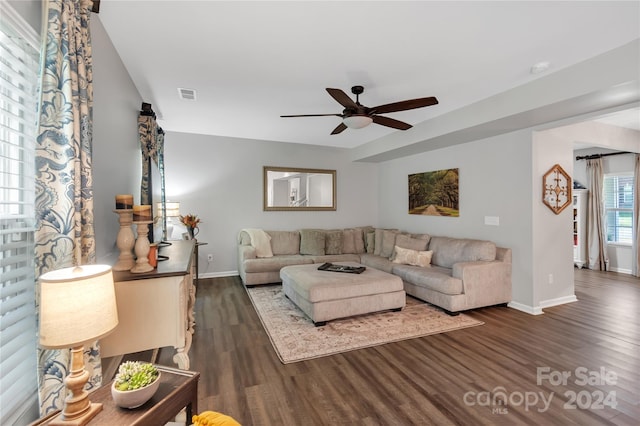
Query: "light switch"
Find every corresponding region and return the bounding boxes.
[484,216,500,226]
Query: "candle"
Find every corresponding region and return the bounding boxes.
[115,194,133,210]
[133,205,152,221]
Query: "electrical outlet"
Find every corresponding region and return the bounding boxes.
[207,254,213,262]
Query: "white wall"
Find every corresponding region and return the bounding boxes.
[531,128,577,310]
[377,130,535,309]
[92,17,143,262]
[162,132,379,275]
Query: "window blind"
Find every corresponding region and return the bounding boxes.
[604,173,634,245]
[0,2,40,423]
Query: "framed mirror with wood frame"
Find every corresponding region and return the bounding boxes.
[263,166,336,211]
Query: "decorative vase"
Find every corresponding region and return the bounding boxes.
[111,372,161,409]
[187,226,199,240]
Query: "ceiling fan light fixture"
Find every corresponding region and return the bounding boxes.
[343,115,372,129]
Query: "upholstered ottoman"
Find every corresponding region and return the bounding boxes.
[280,262,406,326]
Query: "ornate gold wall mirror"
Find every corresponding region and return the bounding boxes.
[542,164,572,214]
[264,166,336,211]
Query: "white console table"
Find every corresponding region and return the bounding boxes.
[101,240,196,370]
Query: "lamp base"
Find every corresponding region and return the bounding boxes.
[48,402,102,426]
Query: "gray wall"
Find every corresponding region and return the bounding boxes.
[92,17,143,262]
[86,13,638,314]
[163,132,379,275]
[377,130,535,310]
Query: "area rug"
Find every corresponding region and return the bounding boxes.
[246,285,484,364]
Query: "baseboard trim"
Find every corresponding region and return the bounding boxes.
[608,267,632,275]
[507,301,543,315]
[199,270,238,279]
[539,294,578,309]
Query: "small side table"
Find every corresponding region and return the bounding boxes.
[30,366,199,426]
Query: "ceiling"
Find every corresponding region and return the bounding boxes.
[97,1,640,150]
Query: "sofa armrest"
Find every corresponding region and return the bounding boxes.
[496,247,512,263]
[238,244,257,261]
[452,260,512,301]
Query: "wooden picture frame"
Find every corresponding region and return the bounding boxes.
[542,164,572,214]
[263,166,336,211]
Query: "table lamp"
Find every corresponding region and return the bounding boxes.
[39,264,119,425]
[156,201,181,245]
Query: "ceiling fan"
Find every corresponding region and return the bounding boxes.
[281,85,438,135]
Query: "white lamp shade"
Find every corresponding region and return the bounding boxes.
[165,202,181,217]
[156,202,181,218]
[343,115,373,129]
[39,264,119,349]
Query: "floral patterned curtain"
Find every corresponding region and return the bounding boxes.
[35,0,101,415]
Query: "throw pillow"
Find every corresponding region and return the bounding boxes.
[325,230,343,255]
[380,229,399,258]
[299,229,326,256]
[353,227,367,253]
[365,231,375,254]
[341,229,357,254]
[266,230,300,255]
[374,229,384,256]
[391,245,433,268]
[395,234,429,251]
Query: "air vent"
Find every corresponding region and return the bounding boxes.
[178,87,197,101]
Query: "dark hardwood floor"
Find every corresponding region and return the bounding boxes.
[154,269,639,425]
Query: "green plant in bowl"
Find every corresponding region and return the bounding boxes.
[111,362,161,409]
[114,361,159,391]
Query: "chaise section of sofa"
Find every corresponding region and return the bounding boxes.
[391,237,512,314]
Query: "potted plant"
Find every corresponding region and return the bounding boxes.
[111,361,161,409]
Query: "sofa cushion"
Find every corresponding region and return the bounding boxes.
[355,226,373,253]
[308,254,361,264]
[300,229,326,255]
[429,237,497,268]
[359,253,395,274]
[392,246,433,268]
[341,229,357,254]
[392,264,463,295]
[243,255,312,273]
[365,231,375,254]
[375,229,399,258]
[325,230,343,255]
[266,230,300,255]
[341,228,365,254]
[394,234,429,251]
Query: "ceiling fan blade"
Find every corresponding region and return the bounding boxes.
[371,96,438,114]
[372,115,412,130]
[330,122,347,135]
[326,88,358,109]
[280,113,342,118]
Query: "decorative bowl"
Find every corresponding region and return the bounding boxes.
[111,372,161,409]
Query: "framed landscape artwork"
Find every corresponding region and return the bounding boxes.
[408,168,459,217]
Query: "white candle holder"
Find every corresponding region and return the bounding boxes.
[131,221,154,273]
[113,209,135,271]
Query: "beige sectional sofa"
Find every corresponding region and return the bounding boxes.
[237,227,512,314]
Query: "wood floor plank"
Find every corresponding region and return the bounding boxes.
[148,269,639,425]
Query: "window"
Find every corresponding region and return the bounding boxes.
[604,173,634,245]
[0,3,40,423]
